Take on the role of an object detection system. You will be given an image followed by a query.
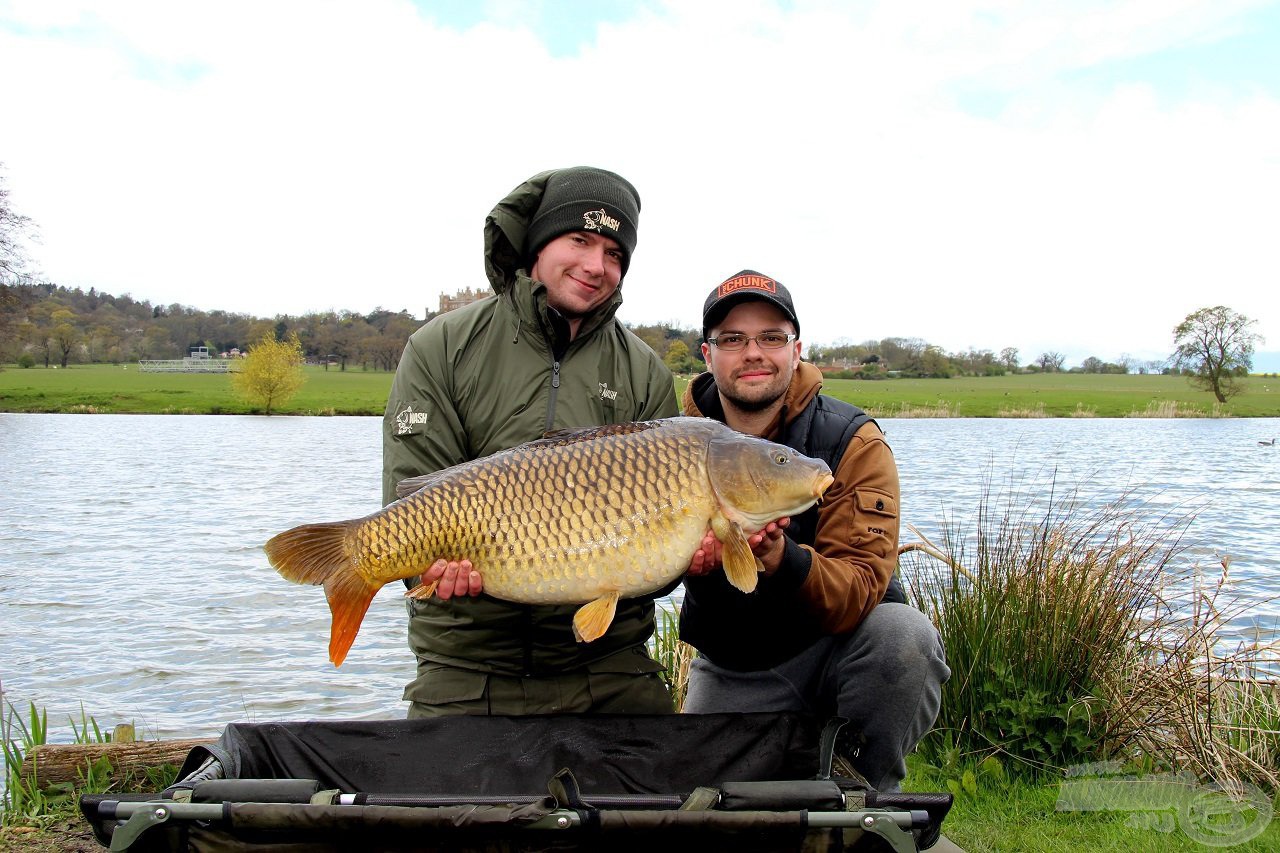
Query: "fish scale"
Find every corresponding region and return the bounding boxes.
[265,417,833,666]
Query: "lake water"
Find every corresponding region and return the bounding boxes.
[2,414,1278,741]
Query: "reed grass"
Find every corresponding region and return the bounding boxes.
[899,478,1280,793]
[649,605,695,711]
[1,681,122,826]
[996,402,1050,418]
[862,401,962,418]
[1125,400,1231,418]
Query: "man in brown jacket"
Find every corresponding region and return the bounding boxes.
[679,270,949,793]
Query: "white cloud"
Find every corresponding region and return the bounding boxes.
[1,0,1276,366]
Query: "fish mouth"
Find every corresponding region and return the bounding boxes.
[814,472,835,501]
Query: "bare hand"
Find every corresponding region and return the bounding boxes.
[751,518,790,575]
[686,518,791,578]
[686,529,723,577]
[423,558,483,599]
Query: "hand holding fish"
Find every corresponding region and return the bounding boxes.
[265,418,832,665]
[688,517,792,578]
[430,518,792,598]
[422,558,483,600]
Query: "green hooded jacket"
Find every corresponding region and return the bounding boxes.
[382,170,678,680]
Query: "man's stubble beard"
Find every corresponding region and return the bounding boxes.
[720,371,790,414]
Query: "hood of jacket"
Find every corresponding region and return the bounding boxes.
[483,170,626,346]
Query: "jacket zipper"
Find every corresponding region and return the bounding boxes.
[529,356,565,666]
[544,358,561,434]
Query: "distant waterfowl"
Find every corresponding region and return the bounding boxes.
[1261,438,1276,446]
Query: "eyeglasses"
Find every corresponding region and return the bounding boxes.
[706,332,797,352]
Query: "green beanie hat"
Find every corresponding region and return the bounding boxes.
[524,167,641,275]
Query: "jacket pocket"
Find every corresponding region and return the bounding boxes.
[585,645,667,675]
[855,488,897,519]
[852,487,898,548]
[402,664,489,705]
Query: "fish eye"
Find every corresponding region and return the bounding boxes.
[773,452,789,465]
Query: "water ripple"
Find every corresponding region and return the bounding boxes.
[2,413,1278,739]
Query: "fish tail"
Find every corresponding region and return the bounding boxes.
[323,570,378,667]
[264,520,378,667]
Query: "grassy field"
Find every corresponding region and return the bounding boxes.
[0,363,393,415]
[902,759,1280,852]
[2,363,1278,417]
[814,372,1280,418]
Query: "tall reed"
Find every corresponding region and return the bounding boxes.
[901,476,1280,788]
[649,605,695,711]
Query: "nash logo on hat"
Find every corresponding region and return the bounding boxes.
[719,272,777,298]
[582,208,621,234]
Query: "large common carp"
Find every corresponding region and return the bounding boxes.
[265,417,833,666]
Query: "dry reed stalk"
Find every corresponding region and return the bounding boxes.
[890,402,960,418]
[996,403,1048,418]
[1124,400,1231,418]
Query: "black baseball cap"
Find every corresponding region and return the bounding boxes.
[701,270,800,340]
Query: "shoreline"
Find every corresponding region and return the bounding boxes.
[3,365,1279,418]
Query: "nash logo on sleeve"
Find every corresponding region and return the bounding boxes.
[395,404,429,435]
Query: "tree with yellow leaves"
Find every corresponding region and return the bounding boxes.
[233,332,305,415]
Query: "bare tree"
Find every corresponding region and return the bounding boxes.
[1172,306,1262,403]
[0,163,36,279]
[1036,352,1065,372]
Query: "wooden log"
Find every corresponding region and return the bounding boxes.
[18,738,216,789]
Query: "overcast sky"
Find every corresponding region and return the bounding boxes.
[2,0,1277,369]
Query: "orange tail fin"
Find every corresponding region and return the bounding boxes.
[264,520,378,666]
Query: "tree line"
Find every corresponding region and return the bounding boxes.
[0,281,421,371]
[3,279,1178,378]
[0,165,1260,389]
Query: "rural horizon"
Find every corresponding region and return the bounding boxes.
[5,279,1277,376]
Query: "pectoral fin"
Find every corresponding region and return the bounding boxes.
[711,514,761,594]
[404,580,439,600]
[573,592,620,643]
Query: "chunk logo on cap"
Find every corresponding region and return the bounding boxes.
[719,272,778,298]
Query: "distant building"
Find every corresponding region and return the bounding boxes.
[438,287,487,314]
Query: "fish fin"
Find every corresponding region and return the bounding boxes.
[572,592,620,643]
[264,521,357,585]
[404,580,439,600]
[711,514,760,594]
[324,570,378,667]
[395,472,443,499]
[263,520,378,667]
[532,421,659,446]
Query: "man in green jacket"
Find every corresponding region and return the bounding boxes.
[383,167,679,717]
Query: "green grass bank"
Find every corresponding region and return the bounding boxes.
[2,364,1279,417]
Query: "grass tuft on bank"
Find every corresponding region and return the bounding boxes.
[900,478,1280,790]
